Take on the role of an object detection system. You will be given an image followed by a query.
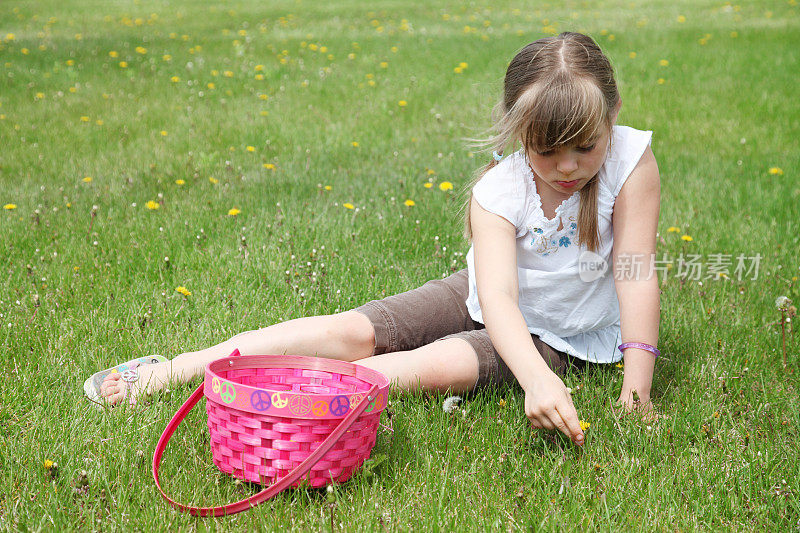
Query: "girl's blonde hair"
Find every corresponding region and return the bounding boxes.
[463,32,619,253]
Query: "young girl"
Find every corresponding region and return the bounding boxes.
[89,32,661,447]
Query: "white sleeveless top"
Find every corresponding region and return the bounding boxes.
[465,125,653,364]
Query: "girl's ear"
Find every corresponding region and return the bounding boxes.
[611,98,622,123]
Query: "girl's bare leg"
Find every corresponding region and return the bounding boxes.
[99,311,377,405]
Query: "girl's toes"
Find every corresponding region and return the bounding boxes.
[100,374,120,394]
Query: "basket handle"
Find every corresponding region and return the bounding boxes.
[152,381,380,517]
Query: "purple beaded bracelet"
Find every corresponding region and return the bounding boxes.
[618,342,660,358]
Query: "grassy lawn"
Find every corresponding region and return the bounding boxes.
[1,0,799,530]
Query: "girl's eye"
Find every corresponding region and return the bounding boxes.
[576,144,596,153]
[537,150,555,157]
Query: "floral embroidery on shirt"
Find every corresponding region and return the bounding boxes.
[559,236,571,247]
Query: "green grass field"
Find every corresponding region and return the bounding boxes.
[2,0,799,530]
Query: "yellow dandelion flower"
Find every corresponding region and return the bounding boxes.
[681,235,693,242]
[255,74,264,80]
[351,141,359,147]
[228,208,241,216]
[82,176,92,183]
[659,59,669,66]
[69,87,77,94]
[170,76,180,82]
[263,163,276,170]
[768,167,784,175]
[579,420,591,431]
[730,31,738,38]
[209,177,219,184]
[404,199,415,207]
[65,58,74,65]
[109,50,119,58]
[657,78,665,85]
[135,46,147,54]
[246,145,255,152]
[207,82,215,90]
[119,61,128,68]
[343,203,355,210]
[398,100,407,107]
[426,169,436,175]
[347,53,356,60]
[677,15,686,23]
[3,204,17,210]
[80,116,90,122]
[95,119,103,126]
[368,80,376,87]
[309,43,318,51]
[439,181,454,191]
[160,130,167,136]
[211,70,219,76]
[320,46,328,53]
[175,286,191,296]
[324,185,332,191]
[224,70,233,78]
[5,33,15,41]
[498,398,507,408]
[380,61,388,68]
[615,362,624,368]
[35,92,45,100]
[454,67,463,74]
[629,51,637,59]
[145,200,160,210]
[667,226,681,233]
[255,64,264,71]
[424,183,433,189]
[259,110,268,116]
[44,460,54,469]
[175,179,185,185]
[162,54,172,61]
[459,62,468,69]
[259,94,268,100]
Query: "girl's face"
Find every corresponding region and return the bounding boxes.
[525,126,611,199]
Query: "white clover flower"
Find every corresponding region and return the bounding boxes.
[776,296,792,311]
[442,395,462,414]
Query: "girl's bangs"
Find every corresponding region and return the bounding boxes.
[522,77,608,154]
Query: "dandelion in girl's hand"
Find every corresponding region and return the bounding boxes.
[768,167,784,175]
[439,181,453,191]
[442,395,462,413]
[681,235,693,242]
[145,201,160,210]
[175,286,191,296]
[404,199,415,207]
[228,208,241,216]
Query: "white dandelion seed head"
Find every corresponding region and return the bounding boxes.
[442,395,462,414]
[775,296,792,310]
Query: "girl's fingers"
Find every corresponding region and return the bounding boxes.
[555,403,585,445]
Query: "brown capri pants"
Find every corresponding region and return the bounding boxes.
[353,269,588,389]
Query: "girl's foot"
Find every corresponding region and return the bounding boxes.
[97,358,186,406]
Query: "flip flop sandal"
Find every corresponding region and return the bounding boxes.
[83,355,167,405]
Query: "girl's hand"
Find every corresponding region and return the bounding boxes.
[615,389,659,422]
[524,372,584,446]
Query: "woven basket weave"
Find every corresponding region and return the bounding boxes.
[153,350,390,516]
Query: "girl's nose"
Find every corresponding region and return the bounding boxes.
[557,157,578,175]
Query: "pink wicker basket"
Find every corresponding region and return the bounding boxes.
[153,350,390,516]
